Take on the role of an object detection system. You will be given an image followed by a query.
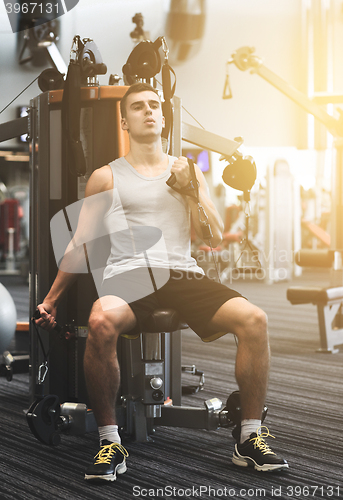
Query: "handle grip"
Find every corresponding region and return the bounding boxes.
[33,309,62,333]
[166,173,177,187]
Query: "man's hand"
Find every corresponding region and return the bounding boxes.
[170,156,192,187]
[34,303,58,332]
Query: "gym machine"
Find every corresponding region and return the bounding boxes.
[28,309,267,446]
[1,34,265,445]
[225,46,343,274]
[225,46,343,352]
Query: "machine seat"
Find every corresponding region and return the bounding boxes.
[141,309,189,333]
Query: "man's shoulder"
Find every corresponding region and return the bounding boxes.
[85,165,113,196]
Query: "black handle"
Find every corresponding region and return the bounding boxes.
[166,158,196,189]
[33,309,62,333]
[166,172,177,187]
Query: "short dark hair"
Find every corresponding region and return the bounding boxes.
[120,82,160,119]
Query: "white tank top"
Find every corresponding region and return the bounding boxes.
[102,156,203,280]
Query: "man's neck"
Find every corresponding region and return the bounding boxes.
[125,138,167,171]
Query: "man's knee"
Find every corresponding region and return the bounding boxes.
[237,305,268,342]
[251,307,268,332]
[87,298,136,345]
[88,307,124,346]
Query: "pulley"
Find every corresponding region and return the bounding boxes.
[79,39,107,79]
[38,68,64,92]
[122,37,163,81]
[26,394,62,446]
[221,153,257,202]
[220,390,268,428]
[27,394,97,446]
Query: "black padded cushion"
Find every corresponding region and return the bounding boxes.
[142,308,189,333]
[286,286,343,305]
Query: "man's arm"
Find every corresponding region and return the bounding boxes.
[35,166,113,331]
[170,157,224,247]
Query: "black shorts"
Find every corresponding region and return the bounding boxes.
[100,268,244,341]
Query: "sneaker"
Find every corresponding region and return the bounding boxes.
[84,440,129,481]
[232,426,289,472]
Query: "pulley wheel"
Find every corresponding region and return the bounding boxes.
[26,394,61,446]
[38,68,64,92]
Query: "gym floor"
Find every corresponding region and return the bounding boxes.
[0,271,342,500]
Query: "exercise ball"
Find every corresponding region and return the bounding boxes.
[0,283,17,354]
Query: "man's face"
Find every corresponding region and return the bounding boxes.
[121,91,165,140]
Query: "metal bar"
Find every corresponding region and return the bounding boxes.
[29,100,37,404]
[312,93,343,104]
[0,116,28,143]
[45,42,68,76]
[156,405,208,429]
[231,48,342,137]
[172,96,182,157]
[182,122,242,156]
[316,304,340,353]
[331,143,343,251]
[253,64,340,137]
[170,330,182,406]
[316,304,329,352]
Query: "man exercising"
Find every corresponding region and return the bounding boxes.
[36,82,288,481]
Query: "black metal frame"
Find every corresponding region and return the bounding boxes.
[28,89,125,404]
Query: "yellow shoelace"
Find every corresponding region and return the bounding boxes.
[94,443,129,465]
[249,426,276,456]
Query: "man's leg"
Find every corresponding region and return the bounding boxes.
[208,297,270,421]
[84,295,136,482]
[207,296,288,471]
[84,295,137,426]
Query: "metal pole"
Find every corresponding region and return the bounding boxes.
[331,140,343,286]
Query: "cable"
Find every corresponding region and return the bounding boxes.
[155,77,206,131]
[181,106,206,130]
[0,75,39,115]
[31,317,61,367]
[208,240,221,283]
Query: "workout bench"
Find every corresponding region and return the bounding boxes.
[287,286,343,354]
[287,250,343,353]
